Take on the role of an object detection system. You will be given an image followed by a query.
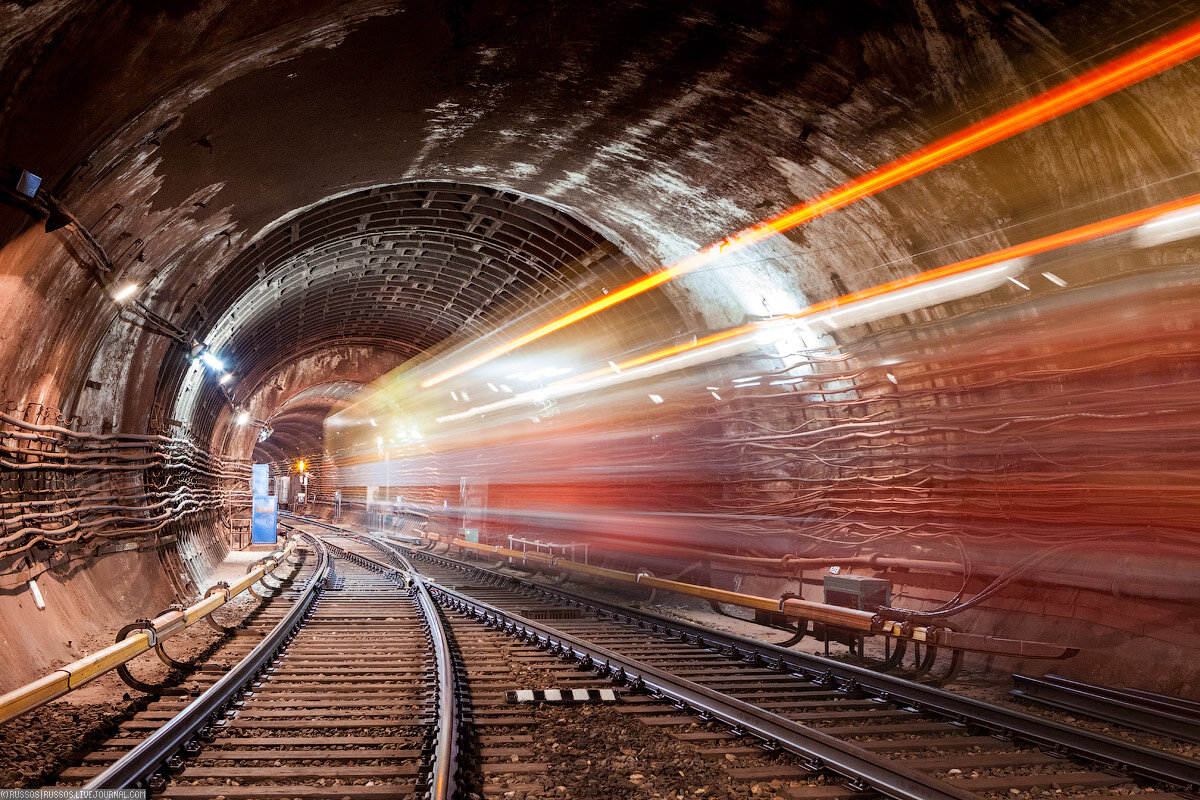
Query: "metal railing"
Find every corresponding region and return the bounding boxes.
[0,537,299,725]
[84,535,329,792]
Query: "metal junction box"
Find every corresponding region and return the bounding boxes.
[823,574,891,611]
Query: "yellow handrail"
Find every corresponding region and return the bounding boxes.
[0,538,298,726]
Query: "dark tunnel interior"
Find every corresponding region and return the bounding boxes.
[3,0,1200,722]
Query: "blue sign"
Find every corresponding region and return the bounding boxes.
[252,463,269,497]
[251,496,278,544]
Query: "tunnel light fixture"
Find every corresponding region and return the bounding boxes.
[199,351,225,371]
[110,283,139,302]
[14,170,42,199]
[235,409,250,425]
[218,372,232,384]
[711,391,722,400]
[417,17,1200,389]
[649,394,664,404]
[27,580,45,610]
[886,373,899,385]
[1042,271,1068,287]
[44,207,75,233]
[369,418,377,426]
[1007,276,1031,291]
[608,361,622,374]
[487,382,499,392]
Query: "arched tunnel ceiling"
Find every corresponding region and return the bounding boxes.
[204,181,639,378]
[1,0,1198,449]
[174,180,680,441]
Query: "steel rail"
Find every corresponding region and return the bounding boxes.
[426,578,975,800]
[1012,674,1200,745]
[317,534,462,800]
[83,534,330,792]
[403,543,1200,791]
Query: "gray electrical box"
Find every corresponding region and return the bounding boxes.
[823,574,891,611]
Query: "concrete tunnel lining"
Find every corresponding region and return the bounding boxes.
[0,0,1199,694]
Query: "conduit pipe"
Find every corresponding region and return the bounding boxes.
[416,532,1073,659]
[0,537,298,725]
[703,550,1200,601]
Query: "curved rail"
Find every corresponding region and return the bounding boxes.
[317,532,463,799]
[402,538,1200,792]
[83,534,330,792]
[0,537,299,726]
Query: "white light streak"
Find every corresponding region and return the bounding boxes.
[1134,206,1200,248]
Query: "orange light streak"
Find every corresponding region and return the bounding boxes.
[562,193,1200,382]
[421,16,1200,389]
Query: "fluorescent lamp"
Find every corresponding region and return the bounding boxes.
[235,410,250,425]
[111,283,139,302]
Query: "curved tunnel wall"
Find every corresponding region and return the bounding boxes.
[1,0,1199,688]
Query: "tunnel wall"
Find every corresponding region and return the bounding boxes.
[2,0,1200,688]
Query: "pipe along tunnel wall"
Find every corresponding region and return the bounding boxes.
[2,1,1200,693]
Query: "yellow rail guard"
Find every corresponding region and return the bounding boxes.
[416,532,1074,659]
[0,537,298,726]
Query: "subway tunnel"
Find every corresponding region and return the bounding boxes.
[3,1,1200,790]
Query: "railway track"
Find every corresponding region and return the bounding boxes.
[44,545,316,791]
[43,519,1200,800]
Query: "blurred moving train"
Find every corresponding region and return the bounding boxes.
[325,194,1200,592]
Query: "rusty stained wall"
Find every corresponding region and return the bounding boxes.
[0,0,1199,686]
